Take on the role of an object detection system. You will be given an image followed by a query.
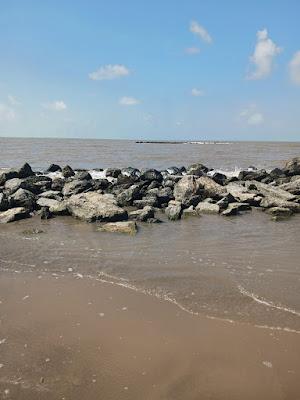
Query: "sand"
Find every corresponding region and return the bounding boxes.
[0,271,299,400]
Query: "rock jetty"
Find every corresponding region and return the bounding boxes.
[0,158,299,231]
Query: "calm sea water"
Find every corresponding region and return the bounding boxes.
[0,138,299,331]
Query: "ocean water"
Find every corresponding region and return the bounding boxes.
[0,138,300,331]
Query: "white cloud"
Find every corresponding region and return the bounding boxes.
[8,95,21,106]
[185,47,200,55]
[89,64,130,81]
[0,103,16,121]
[42,100,67,111]
[191,88,205,97]
[289,51,300,85]
[239,105,264,125]
[247,29,282,80]
[119,96,140,106]
[190,21,212,44]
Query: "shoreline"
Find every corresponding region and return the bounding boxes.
[0,270,300,399]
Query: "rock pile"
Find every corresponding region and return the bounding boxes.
[0,157,299,230]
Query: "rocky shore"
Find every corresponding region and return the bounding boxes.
[0,157,299,231]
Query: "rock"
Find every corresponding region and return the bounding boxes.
[156,187,174,205]
[49,200,69,215]
[226,182,259,205]
[62,179,92,196]
[182,206,197,218]
[92,179,110,191]
[62,165,75,178]
[67,192,128,222]
[37,197,60,209]
[121,167,140,179]
[133,197,158,209]
[163,179,175,189]
[197,176,226,199]
[284,157,300,176]
[216,193,236,210]
[0,207,30,223]
[76,171,92,180]
[222,202,251,216]
[279,177,300,195]
[245,180,296,202]
[105,168,121,178]
[0,193,9,211]
[22,175,52,194]
[18,163,34,178]
[238,169,268,181]
[38,190,62,200]
[196,201,220,214]
[117,185,141,206]
[147,181,161,190]
[211,172,227,186]
[40,207,53,220]
[165,200,182,220]
[4,178,23,194]
[97,221,137,235]
[46,164,62,173]
[174,175,202,205]
[269,168,286,180]
[51,178,65,191]
[129,206,155,222]
[0,169,19,186]
[265,207,293,217]
[166,166,181,175]
[259,197,300,212]
[140,169,163,182]
[9,188,36,211]
[186,163,208,176]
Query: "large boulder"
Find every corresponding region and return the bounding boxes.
[0,207,30,223]
[9,188,36,211]
[62,179,92,196]
[244,180,296,202]
[67,192,128,222]
[284,157,300,176]
[279,177,300,195]
[22,175,52,194]
[4,178,23,194]
[197,176,226,199]
[174,175,202,205]
[226,182,261,205]
[97,221,137,235]
[165,200,182,220]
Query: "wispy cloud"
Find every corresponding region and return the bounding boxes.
[190,21,212,44]
[119,96,140,106]
[8,95,21,106]
[185,47,200,55]
[191,88,205,97]
[289,51,300,85]
[89,64,130,81]
[239,104,264,125]
[247,29,282,80]
[42,100,67,111]
[0,103,16,121]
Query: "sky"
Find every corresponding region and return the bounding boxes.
[0,0,300,141]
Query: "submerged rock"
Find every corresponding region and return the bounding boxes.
[40,206,53,220]
[165,200,182,220]
[265,207,293,217]
[196,201,220,214]
[221,202,251,216]
[97,221,137,235]
[0,207,30,223]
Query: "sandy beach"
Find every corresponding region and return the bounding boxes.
[0,271,299,400]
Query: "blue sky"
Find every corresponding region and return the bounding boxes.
[0,0,300,141]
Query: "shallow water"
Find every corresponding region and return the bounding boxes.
[0,138,299,331]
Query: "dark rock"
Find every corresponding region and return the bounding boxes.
[62,179,92,196]
[121,167,140,179]
[166,166,181,175]
[163,179,175,189]
[147,180,161,190]
[140,169,163,182]
[92,179,110,191]
[117,184,141,206]
[76,171,92,180]
[186,163,208,176]
[18,163,34,178]
[0,207,30,223]
[23,175,52,194]
[106,168,121,178]
[222,202,251,216]
[165,200,182,220]
[46,164,62,173]
[283,157,300,176]
[238,169,268,181]
[40,206,53,220]
[174,175,202,206]
[51,178,65,191]
[9,188,36,211]
[0,169,19,186]
[0,193,9,211]
[211,172,227,186]
[156,187,174,205]
[133,197,158,209]
[216,193,236,210]
[129,206,155,222]
[269,168,286,179]
[38,190,62,201]
[62,165,75,178]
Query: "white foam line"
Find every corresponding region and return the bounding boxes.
[238,285,300,317]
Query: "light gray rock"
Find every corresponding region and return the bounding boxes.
[129,206,155,222]
[9,188,36,211]
[49,200,69,215]
[62,179,92,196]
[96,221,137,235]
[117,184,141,206]
[0,207,30,223]
[221,202,251,216]
[245,180,296,202]
[4,178,23,194]
[165,200,182,220]
[279,177,300,195]
[197,176,226,199]
[265,207,293,217]
[174,175,202,204]
[182,206,197,218]
[37,197,60,209]
[67,192,128,222]
[196,201,220,214]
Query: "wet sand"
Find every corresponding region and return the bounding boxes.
[0,272,299,400]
